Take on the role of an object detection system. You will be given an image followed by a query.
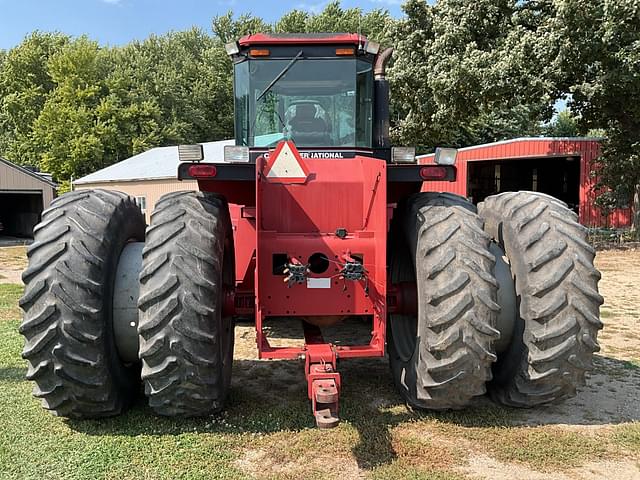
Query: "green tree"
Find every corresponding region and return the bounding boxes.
[545,109,580,137]
[108,28,233,151]
[389,0,554,150]
[556,0,640,232]
[212,12,272,44]
[0,32,69,163]
[274,1,393,43]
[26,37,113,179]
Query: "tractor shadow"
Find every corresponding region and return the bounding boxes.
[0,366,28,383]
[62,352,640,471]
[59,319,640,468]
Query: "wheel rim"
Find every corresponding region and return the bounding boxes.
[112,241,144,364]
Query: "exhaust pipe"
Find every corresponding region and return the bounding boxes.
[373,48,393,150]
[374,47,393,79]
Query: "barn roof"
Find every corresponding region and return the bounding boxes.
[74,139,234,185]
[0,157,57,188]
[417,137,603,161]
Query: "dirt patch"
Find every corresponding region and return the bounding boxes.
[461,455,640,480]
[235,447,365,480]
[504,250,640,427]
[0,246,27,285]
[571,460,640,480]
[515,357,640,426]
[509,250,640,427]
[595,250,640,361]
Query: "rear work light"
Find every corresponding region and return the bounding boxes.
[420,166,448,180]
[250,48,270,57]
[224,42,240,56]
[434,147,458,165]
[365,40,380,55]
[224,145,250,163]
[391,146,416,163]
[188,164,217,178]
[178,144,204,162]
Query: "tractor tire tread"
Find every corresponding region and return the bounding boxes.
[391,192,499,409]
[478,191,603,407]
[138,191,231,417]
[19,189,145,418]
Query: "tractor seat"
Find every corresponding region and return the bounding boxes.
[288,104,328,134]
[287,104,330,145]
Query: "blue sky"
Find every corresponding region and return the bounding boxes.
[0,0,405,50]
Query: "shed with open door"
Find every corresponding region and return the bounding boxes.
[418,137,631,228]
[0,157,57,238]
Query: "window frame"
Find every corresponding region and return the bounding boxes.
[233,57,374,149]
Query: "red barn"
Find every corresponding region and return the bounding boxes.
[418,137,631,228]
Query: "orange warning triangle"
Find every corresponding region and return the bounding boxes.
[263,141,310,184]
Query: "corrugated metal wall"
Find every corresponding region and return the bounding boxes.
[418,138,632,228]
[0,160,55,209]
[75,179,198,223]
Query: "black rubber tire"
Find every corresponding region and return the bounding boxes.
[388,192,500,409]
[478,192,604,407]
[18,189,145,418]
[138,191,235,417]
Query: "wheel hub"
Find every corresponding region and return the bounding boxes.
[112,241,144,363]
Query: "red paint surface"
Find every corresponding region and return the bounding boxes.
[418,138,631,228]
[254,154,387,360]
[238,33,364,46]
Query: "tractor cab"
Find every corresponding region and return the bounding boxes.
[225,33,389,160]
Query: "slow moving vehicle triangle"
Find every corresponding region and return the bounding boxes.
[263,140,310,184]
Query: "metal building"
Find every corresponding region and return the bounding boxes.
[74,140,234,222]
[0,157,57,237]
[419,137,631,228]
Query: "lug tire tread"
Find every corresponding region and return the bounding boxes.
[19,189,145,418]
[389,193,499,409]
[478,191,603,407]
[138,191,233,417]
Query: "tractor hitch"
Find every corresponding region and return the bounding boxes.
[303,323,341,428]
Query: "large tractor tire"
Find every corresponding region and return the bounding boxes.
[19,190,145,418]
[478,192,603,407]
[138,191,235,417]
[388,193,500,409]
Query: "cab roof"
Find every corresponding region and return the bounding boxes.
[238,33,366,46]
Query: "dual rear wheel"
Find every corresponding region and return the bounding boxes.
[19,190,235,418]
[388,191,603,409]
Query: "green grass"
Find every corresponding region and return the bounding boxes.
[1,282,638,479]
[600,308,614,319]
[613,423,640,453]
[0,284,246,480]
[0,283,466,480]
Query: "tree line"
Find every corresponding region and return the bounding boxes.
[0,0,638,228]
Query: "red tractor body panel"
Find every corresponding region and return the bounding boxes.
[238,33,364,47]
[178,32,454,426]
[255,152,387,359]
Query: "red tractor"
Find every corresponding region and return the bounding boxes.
[19,34,603,428]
